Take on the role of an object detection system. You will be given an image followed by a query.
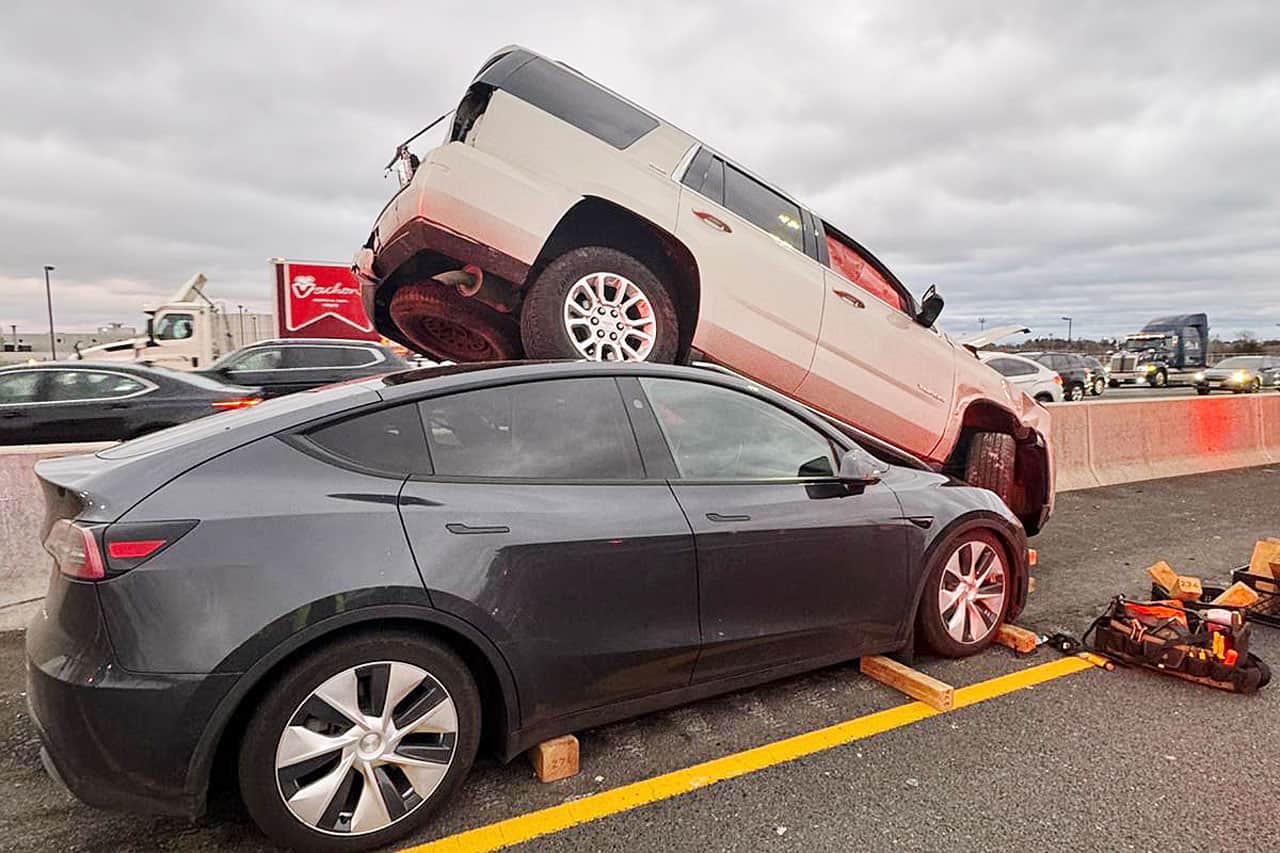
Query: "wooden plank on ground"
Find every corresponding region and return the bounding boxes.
[860,655,954,711]
[995,623,1039,654]
[528,734,579,783]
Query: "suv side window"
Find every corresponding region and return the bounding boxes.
[286,346,381,369]
[987,358,1036,378]
[227,347,286,371]
[303,403,430,476]
[681,150,725,205]
[503,58,659,149]
[420,378,643,480]
[640,378,836,480]
[723,164,804,252]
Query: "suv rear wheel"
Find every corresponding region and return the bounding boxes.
[390,282,521,362]
[521,246,679,362]
[238,631,481,852]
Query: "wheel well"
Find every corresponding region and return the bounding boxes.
[206,617,511,805]
[945,401,1048,533]
[531,197,701,362]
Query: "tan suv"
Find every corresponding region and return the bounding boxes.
[353,46,1054,532]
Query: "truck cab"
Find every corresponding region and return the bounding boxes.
[1108,313,1208,388]
[76,274,226,370]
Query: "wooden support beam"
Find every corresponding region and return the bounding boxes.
[860,655,954,711]
[528,734,579,783]
[995,623,1039,654]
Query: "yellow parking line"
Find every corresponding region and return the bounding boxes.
[402,656,1093,853]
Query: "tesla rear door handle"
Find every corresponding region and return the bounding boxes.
[692,210,732,233]
[445,523,510,535]
[706,512,751,523]
[833,289,865,309]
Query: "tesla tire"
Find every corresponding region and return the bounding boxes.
[521,247,679,363]
[238,631,481,852]
[917,529,1011,657]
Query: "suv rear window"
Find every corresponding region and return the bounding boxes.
[503,58,659,149]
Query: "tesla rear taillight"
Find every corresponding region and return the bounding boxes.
[106,539,167,560]
[44,520,106,581]
[102,520,198,575]
[212,397,261,410]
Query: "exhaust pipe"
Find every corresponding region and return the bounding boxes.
[433,264,484,297]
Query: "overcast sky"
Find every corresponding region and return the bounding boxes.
[3,1,1278,342]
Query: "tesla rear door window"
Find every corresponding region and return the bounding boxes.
[420,378,643,479]
[640,378,836,479]
[304,404,429,475]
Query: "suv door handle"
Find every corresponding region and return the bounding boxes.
[692,210,732,233]
[706,512,751,523]
[445,523,510,535]
[833,289,865,309]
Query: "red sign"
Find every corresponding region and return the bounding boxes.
[273,260,379,340]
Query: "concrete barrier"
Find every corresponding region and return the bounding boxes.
[1050,394,1280,492]
[0,443,114,630]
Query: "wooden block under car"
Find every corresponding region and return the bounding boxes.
[860,655,954,711]
[1146,561,1180,596]
[1247,540,1280,593]
[1171,575,1203,602]
[995,623,1039,654]
[528,734,579,783]
[1211,581,1261,609]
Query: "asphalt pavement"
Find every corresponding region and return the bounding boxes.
[1,465,1278,852]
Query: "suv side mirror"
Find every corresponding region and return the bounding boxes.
[837,449,888,488]
[916,285,944,328]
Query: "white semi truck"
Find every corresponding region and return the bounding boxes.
[75,274,272,370]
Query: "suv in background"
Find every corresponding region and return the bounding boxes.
[1023,352,1092,402]
[353,45,1053,533]
[1081,356,1107,396]
[198,338,408,398]
[978,352,1063,404]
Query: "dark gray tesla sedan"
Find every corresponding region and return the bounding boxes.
[27,361,1030,851]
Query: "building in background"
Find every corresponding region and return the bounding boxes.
[3,323,138,362]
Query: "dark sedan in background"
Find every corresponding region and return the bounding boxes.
[0,362,260,444]
[197,338,409,398]
[1193,356,1280,395]
[28,361,1029,851]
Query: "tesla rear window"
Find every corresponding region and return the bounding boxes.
[304,404,429,475]
[420,378,643,480]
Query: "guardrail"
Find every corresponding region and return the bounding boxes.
[1049,394,1280,491]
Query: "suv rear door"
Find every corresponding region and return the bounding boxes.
[795,225,955,458]
[675,150,824,393]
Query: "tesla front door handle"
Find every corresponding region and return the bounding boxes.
[706,512,751,523]
[692,210,732,233]
[0,411,21,419]
[833,289,865,309]
[445,523,510,535]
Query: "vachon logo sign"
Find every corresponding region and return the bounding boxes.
[274,260,379,340]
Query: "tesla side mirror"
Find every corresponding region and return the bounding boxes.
[916,285,944,328]
[837,449,887,488]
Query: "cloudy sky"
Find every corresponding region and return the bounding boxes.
[3,1,1278,342]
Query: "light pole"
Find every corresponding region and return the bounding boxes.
[237,304,246,344]
[43,265,56,360]
[1061,316,1073,348]
[978,317,986,333]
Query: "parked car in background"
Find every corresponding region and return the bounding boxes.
[1023,353,1092,402]
[197,338,410,398]
[28,361,1030,851]
[0,362,260,445]
[354,45,1054,533]
[978,352,1064,404]
[1193,356,1280,395]
[1081,356,1107,396]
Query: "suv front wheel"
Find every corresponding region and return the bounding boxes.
[521,246,680,363]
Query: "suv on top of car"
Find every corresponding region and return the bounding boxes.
[198,338,409,398]
[353,45,1054,533]
[1022,352,1092,402]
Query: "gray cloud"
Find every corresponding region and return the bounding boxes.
[2,0,1277,342]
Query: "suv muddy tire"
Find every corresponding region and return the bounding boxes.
[917,528,1012,657]
[390,282,521,362]
[964,432,1016,506]
[521,247,680,363]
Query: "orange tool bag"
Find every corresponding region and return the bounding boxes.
[1086,597,1271,694]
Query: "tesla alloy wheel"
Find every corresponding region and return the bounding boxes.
[239,632,480,851]
[918,530,1011,657]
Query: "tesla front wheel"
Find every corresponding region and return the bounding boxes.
[918,529,1011,657]
[521,246,679,363]
[238,632,481,852]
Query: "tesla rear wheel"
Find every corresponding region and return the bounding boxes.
[918,530,1011,657]
[239,632,480,852]
[521,246,679,363]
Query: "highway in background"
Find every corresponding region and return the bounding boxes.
[2,465,1277,852]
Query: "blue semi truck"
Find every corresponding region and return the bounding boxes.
[1107,313,1209,388]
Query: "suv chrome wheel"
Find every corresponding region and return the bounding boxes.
[275,661,458,836]
[937,539,1007,645]
[563,272,657,361]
